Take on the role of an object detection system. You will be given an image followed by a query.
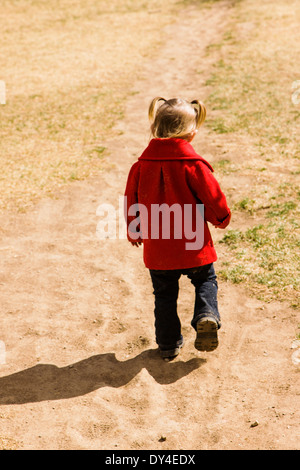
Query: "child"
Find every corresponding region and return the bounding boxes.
[124,97,231,360]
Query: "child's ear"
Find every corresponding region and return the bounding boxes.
[186,130,198,142]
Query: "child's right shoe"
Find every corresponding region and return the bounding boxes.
[194,316,219,352]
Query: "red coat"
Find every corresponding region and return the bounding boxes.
[124,138,231,270]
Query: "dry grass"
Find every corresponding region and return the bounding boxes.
[205,0,300,163]
[0,0,182,212]
[204,0,300,308]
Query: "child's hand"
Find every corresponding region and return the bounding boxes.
[214,212,231,229]
[131,241,143,247]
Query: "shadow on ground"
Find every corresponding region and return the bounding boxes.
[0,349,205,404]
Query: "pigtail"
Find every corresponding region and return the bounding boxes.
[191,100,206,128]
[148,97,166,123]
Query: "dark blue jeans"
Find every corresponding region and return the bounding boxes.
[149,263,220,351]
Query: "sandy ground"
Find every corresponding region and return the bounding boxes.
[0,2,299,450]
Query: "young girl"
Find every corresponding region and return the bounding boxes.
[124,97,231,360]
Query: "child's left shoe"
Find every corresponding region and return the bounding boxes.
[159,339,184,361]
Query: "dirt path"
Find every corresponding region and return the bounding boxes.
[0,2,299,450]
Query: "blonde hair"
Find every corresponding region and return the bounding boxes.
[148,97,206,139]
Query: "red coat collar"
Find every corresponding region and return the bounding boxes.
[138,138,214,172]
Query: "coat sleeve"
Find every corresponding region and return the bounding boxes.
[186,161,231,228]
[124,162,143,242]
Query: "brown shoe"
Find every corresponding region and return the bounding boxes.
[195,316,218,352]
